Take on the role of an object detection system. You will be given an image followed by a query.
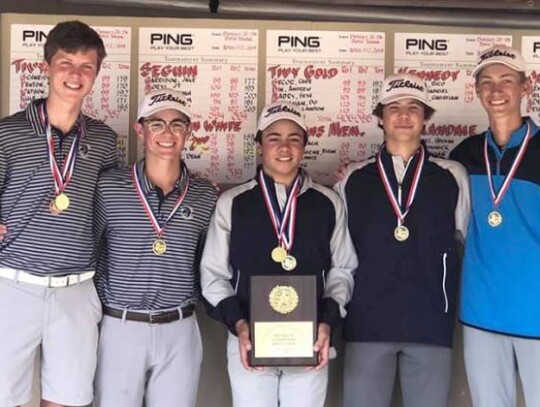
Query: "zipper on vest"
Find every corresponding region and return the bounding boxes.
[234,270,241,294]
[442,253,449,314]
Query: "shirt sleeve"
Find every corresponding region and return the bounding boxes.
[316,184,358,326]
[450,162,471,243]
[324,190,358,315]
[200,190,247,332]
[93,175,108,245]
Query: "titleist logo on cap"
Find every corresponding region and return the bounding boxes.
[480,49,517,62]
[264,104,301,118]
[148,92,187,107]
[386,79,424,93]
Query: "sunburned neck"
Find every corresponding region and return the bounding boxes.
[489,116,523,148]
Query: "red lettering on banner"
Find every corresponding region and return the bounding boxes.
[267,65,301,79]
[328,122,365,137]
[426,123,478,136]
[11,58,47,74]
[139,62,198,78]
[304,65,338,80]
[398,67,460,82]
[203,120,242,132]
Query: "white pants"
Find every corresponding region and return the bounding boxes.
[227,334,328,407]
[464,325,540,407]
[94,313,203,407]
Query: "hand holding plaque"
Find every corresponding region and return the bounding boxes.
[249,275,317,366]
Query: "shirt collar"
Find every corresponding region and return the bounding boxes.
[486,117,539,156]
[256,165,310,195]
[25,98,86,138]
[135,159,189,196]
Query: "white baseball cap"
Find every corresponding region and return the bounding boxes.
[257,101,307,132]
[377,73,434,111]
[137,89,191,121]
[472,45,526,77]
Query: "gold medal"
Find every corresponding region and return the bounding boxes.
[271,246,287,263]
[152,238,167,255]
[394,225,410,242]
[269,285,299,314]
[281,255,297,271]
[49,200,61,215]
[55,192,70,211]
[488,210,503,227]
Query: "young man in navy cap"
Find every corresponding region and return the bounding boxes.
[200,101,357,407]
[336,73,470,407]
[451,45,540,407]
[0,21,116,407]
[93,88,217,407]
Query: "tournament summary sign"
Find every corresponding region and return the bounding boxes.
[265,30,385,185]
[138,27,259,183]
[394,33,512,157]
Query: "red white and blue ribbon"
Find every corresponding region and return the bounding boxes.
[484,121,532,209]
[377,143,425,225]
[39,103,82,195]
[132,163,190,237]
[259,171,301,252]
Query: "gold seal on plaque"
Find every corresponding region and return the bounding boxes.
[269,285,299,315]
[152,238,167,255]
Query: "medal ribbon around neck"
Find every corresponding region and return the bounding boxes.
[40,103,82,196]
[484,121,532,210]
[377,144,425,226]
[132,163,190,238]
[259,171,301,253]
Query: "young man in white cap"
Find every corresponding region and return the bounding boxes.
[335,73,470,407]
[93,88,217,407]
[0,21,116,407]
[450,45,540,407]
[200,101,357,407]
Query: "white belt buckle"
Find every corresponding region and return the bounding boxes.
[49,276,68,288]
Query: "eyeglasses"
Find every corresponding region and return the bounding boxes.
[143,119,190,136]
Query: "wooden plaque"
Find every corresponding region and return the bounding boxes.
[249,274,317,366]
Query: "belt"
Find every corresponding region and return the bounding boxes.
[103,304,195,324]
[0,267,95,288]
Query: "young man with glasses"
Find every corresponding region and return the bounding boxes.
[0,21,116,407]
[93,89,217,407]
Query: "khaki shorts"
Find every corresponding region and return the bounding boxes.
[94,313,203,407]
[0,277,102,407]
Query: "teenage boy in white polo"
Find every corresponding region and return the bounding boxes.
[450,45,540,407]
[0,21,116,407]
[201,101,357,407]
[336,73,470,407]
[93,89,217,407]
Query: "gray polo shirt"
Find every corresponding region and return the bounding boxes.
[0,99,118,276]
